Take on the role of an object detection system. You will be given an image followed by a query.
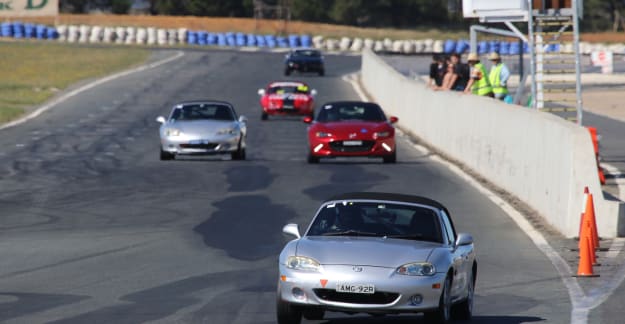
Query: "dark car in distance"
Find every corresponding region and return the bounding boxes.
[285,49,325,76]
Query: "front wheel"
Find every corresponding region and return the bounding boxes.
[284,68,292,76]
[160,149,174,161]
[318,69,325,76]
[424,275,452,324]
[276,299,302,324]
[261,112,268,120]
[383,151,396,163]
[307,153,319,164]
[231,147,246,160]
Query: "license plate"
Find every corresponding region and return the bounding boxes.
[342,140,362,146]
[282,105,294,109]
[189,139,206,145]
[335,283,375,294]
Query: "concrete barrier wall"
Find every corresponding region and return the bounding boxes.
[361,49,623,238]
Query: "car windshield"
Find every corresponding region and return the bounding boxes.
[268,84,309,95]
[170,103,235,121]
[293,50,321,57]
[316,102,386,122]
[306,201,443,243]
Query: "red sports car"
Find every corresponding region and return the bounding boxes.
[304,101,398,163]
[258,81,317,120]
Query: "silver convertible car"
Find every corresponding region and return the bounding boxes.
[277,192,477,323]
[156,100,247,160]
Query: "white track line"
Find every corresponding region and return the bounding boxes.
[341,72,625,324]
[0,51,185,131]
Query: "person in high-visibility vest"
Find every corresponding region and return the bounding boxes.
[464,53,493,97]
[487,52,510,100]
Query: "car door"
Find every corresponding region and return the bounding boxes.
[440,210,467,299]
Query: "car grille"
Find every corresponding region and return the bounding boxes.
[180,143,218,150]
[329,141,375,152]
[313,289,399,305]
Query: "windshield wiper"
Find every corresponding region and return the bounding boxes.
[323,230,379,237]
[387,234,440,243]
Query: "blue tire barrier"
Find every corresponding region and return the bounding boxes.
[1,22,13,37]
[300,35,311,48]
[443,39,456,54]
[276,36,288,48]
[264,35,276,48]
[509,41,521,55]
[235,32,245,46]
[246,34,256,47]
[217,33,226,46]
[489,40,500,54]
[47,27,58,39]
[288,34,299,48]
[24,23,36,38]
[35,25,47,39]
[524,42,530,53]
[187,31,198,45]
[206,33,216,45]
[255,35,265,47]
[456,39,469,54]
[478,41,489,55]
[500,41,510,55]
[547,43,560,52]
[13,22,24,38]
[197,31,208,45]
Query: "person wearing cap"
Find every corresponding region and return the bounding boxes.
[488,52,510,100]
[464,53,493,97]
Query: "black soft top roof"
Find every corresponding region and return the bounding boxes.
[325,192,448,213]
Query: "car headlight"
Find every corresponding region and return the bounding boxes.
[286,256,321,272]
[373,131,391,139]
[315,131,332,138]
[165,128,182,136]
[396,262,436,276]
[216,128,238,135]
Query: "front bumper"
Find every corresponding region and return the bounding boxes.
[287,62,324,72]
[278,264,445,314]
[263,105,313,116]
[160,134,240,155]
[308,138,395,158]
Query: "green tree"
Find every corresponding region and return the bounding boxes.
[111,0,131,14]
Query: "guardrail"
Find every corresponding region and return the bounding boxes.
[3,22,625,54]
[360,48,624,238]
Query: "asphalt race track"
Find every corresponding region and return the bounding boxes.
[0,49,576,323]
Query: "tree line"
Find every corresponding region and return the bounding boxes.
[59,0,625,32]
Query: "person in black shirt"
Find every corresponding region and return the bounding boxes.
[450,53,470,91]
[428,55,446,89]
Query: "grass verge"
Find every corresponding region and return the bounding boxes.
[0,41,149,125]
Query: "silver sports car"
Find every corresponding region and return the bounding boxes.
[277,192,476,323]
[156,100,247,160]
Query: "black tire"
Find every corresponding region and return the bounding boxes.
[307,153,319,164]
[302,308,324,320]
[453,270,475,320]
[383,151,396,163]
[261,112,268,120]
[284,68,291,76]
[424,275,452,324]
[318,69,325,76]
[231,147,246,160]
[160,149,174,161]
[276,299,302,324]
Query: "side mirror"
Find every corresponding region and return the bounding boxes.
[257,89,265,96]
[311,89,317,96]
[303,116,313,124]
[455,233,473,248]
[156,116,166,124]
[389,116,399,124]
[239,115,248,123]
[283,223,301,239]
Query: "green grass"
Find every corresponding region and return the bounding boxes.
[0,41,149,124]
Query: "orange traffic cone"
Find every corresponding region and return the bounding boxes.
[578,187,589,238]
[585,193,600,250]
[574,233,599,277]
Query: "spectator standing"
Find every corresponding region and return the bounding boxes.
[464,53,493,97]
[433,61,456,91]
[450,53,470,91]
[428,55,446,89]
[487,52,510,100]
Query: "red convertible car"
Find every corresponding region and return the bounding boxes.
[304,101,398,163]
[258,81,317,120]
